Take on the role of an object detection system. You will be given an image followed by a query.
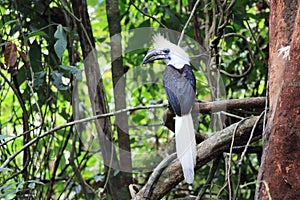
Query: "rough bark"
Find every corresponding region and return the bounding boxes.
[71,0,123,199]
[106,0,132,198]
[133,116,263,200]
[257,1,300,199]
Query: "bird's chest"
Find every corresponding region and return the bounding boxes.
[163,65,188,88]
[162,64,195,115]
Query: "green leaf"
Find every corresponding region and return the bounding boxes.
[29,40,42,72]
[0,134,13,140]
[16,66,30,86]
[164,7,182,27]
[113,169,120,176]
[27,180,44,189]
[59,65,82,81]
[52,70,68,90]
[59,90,71,102]
[54,24,66,40]
[94,175,104,182]
[28,183,35,189]
[54,39,67,61]
[26,31,47,40]
[4,19,17,27]
[0,167,13,172]
[62,26,79,39]
[10,25,20,36]
[0,182,17,192]
[34,71,46,90]
[54,25,67,61]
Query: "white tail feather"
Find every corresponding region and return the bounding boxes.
[175,114,196,184]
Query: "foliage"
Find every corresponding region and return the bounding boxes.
[0,0,268,199]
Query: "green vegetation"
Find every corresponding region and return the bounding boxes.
[0,0,269,199]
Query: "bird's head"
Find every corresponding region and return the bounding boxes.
[142,34,190,69]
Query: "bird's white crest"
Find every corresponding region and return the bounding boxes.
[153,34,190,64]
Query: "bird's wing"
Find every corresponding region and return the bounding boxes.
[163,65,196,116]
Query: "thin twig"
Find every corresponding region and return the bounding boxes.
[178,0,201,45]
[220,111,245,120]
[130,0,167,29]
[217,180,228,199]
[196,155,221,200]
[234,111,265,199]
[241,180,272,200]
[219,33,254,78]
[204,0,210,48]
[225,118,248,200]
[69,132,95,199]
[237,111,265,166]
[254,84,269,199]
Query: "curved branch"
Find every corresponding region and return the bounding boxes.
[133,116,263,200]
[219,33,255,78]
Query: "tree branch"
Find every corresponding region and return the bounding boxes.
[195,97,265,113]
[164,97,266,132]
[133,116,263,200]
[106,0,132,197]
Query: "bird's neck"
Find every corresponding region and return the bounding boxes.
[166,60,189,69]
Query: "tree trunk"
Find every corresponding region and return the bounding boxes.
[106,0,132,198]
[71,0,124,199]
[257,1,300,199]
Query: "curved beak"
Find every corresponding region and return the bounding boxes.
[142,48,169,65]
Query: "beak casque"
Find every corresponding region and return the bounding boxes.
[142,48,169,65]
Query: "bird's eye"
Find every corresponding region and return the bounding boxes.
[163,48,170,53]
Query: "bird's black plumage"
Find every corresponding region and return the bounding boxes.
[163,64,196,116]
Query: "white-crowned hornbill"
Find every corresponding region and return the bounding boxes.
[142,35,196,184]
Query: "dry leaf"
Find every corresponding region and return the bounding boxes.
[4,42,17,68]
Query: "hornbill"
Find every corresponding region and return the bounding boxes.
[142,35,196,184]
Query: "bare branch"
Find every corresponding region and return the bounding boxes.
[178,0,201,45]
[130,0,167,29]
[196,97,265,113]
[133,116,263,200]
